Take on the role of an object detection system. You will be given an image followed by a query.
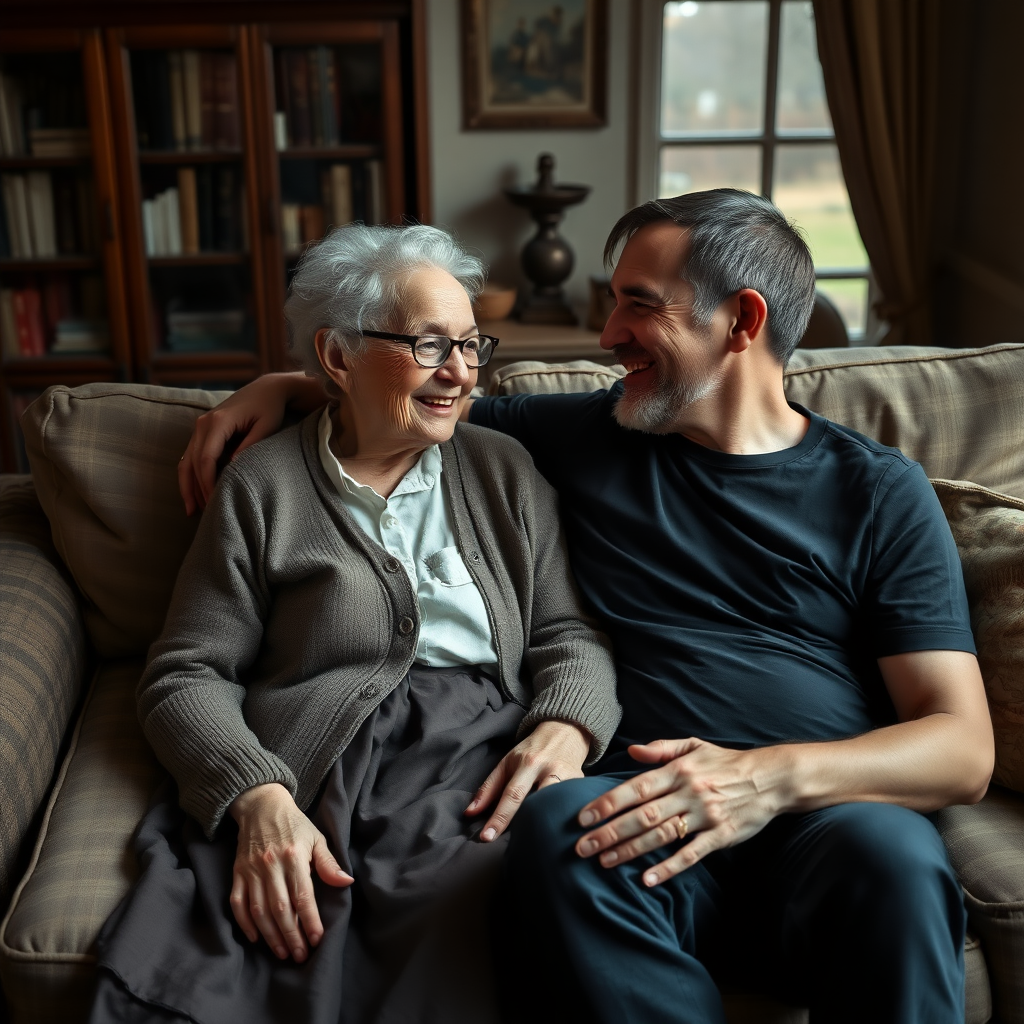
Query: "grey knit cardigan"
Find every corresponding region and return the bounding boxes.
[138,412,620,836]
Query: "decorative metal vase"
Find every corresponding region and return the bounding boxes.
[504,153,590,324]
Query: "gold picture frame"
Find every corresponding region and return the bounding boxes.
[461,0,608,129]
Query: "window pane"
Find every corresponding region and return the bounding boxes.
[661,2,768,136]
[660,144,761,197]
[816,278,869,338]
[773,144,867,269]
[776,2,831,132]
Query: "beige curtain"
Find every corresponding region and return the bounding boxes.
[813,0,941,345]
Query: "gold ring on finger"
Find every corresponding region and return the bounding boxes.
[675,814,688,840]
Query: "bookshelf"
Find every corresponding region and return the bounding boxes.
[0,3,429,472]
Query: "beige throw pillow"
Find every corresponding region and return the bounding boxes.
[932,479,1024,793]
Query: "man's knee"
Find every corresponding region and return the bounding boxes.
[801,804,963,930]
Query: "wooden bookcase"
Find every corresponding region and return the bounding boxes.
[0,1,429,471]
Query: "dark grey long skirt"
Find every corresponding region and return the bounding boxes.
[90,665,525,1024]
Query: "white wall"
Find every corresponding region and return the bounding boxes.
[424,0,634,311]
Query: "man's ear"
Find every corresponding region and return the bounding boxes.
[728,289,769,353]
[315,328,350,393]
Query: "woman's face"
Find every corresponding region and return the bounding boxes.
[318,266,479,454]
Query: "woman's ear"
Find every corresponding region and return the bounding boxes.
[315,329,350,393]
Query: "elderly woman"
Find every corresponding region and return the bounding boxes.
[89,224,619,1024]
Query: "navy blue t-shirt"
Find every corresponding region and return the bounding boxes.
[470,383,975,770]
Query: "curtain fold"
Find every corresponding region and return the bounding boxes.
[813,0,941,345]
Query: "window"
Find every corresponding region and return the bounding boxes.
[636,0,874,340]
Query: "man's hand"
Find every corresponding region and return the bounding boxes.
[574,738,784,887]
[179,372,324,515]
[466,720,591,842]
[228,782,353,963]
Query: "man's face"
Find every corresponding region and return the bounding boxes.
[600,222,724,434]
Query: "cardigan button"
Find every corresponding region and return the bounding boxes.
[398,616,415,636]
[384,557,401,573]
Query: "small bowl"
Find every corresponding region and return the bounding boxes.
[474,284,517,321]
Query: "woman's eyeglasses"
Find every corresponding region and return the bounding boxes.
[361,331,499,368]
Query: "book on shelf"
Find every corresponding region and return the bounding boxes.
[324,163,353,227]
[275,46,341,150]
[51,319,110,353]
[143,166,242,255]
[28,127,91,158]
[1,170,95,258]
[183,50,202,150]
[132,50,239,152]
[0,290,18,358]
[11,288,46,356]
[26,171,58,257]
[281,204,301,254]
[177,167,199,254]
[365,159,384,226]
[0,74,26,156]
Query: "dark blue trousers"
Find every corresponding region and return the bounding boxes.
[497,776,966,1024]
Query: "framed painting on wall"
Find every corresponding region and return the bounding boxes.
[461,0,608,129]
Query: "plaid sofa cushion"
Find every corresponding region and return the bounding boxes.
[489,344,1024,500]
[21,384,232,659]
[0,478,86,908]
[937,787,1024,1024]
[0,658,164,1022]
[932,481,1024,793]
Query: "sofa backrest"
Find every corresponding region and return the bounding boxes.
[489,344,1024,500]
[20,343,1024,661]
[22,383,231,659]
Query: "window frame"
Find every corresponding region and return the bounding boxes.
[634,0,880,342]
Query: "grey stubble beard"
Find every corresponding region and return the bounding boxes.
[612,362,723,434]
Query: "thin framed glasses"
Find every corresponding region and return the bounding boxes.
[361,330,499,368]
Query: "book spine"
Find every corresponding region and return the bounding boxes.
[130,53,150,149]
[0,180,10,257]
[197,165,214,251]
[300,204,325,245]
[200,51,216,147]
[0,75,12,156]
[0,74,25,156]
[26,171,58,257]
[281,203,301,254]
[323,46,340,145]
[365,159,384,226]
[214,166,236,250]
[214,54,240,149]
[168,51,187,151]
[0,289,18,359]
[152,191,167,256]
[308,47,324,147]
[25,287,46,355]
[54,174,79,254]
[329,163,353,226]
[141,198,156,256]
[288,50,312,148]
[183,49,203,149]
[7,174,34,258]
[274,48,291,147]
[166,187,182,255]
[177,166,199,254]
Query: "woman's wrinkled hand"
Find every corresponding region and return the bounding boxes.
[228,782,353,963]
[465,720,591,842]
[178,372,319,516]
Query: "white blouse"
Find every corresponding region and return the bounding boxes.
[318,408,498,668]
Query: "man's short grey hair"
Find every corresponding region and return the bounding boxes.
[604,189,816,366]
[284,223,486,377]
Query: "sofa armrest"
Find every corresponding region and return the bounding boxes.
[937,786,1024,1024]
[0,477,87,909]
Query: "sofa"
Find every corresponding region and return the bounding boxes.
[0,343,1022,1024]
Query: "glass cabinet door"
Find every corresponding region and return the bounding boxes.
[105,24,268,384]
[0,28,130,470]
[250,22,405,369]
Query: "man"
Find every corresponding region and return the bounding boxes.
[182,190,993,1022]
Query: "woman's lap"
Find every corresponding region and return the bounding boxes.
[91,666,523,1024]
